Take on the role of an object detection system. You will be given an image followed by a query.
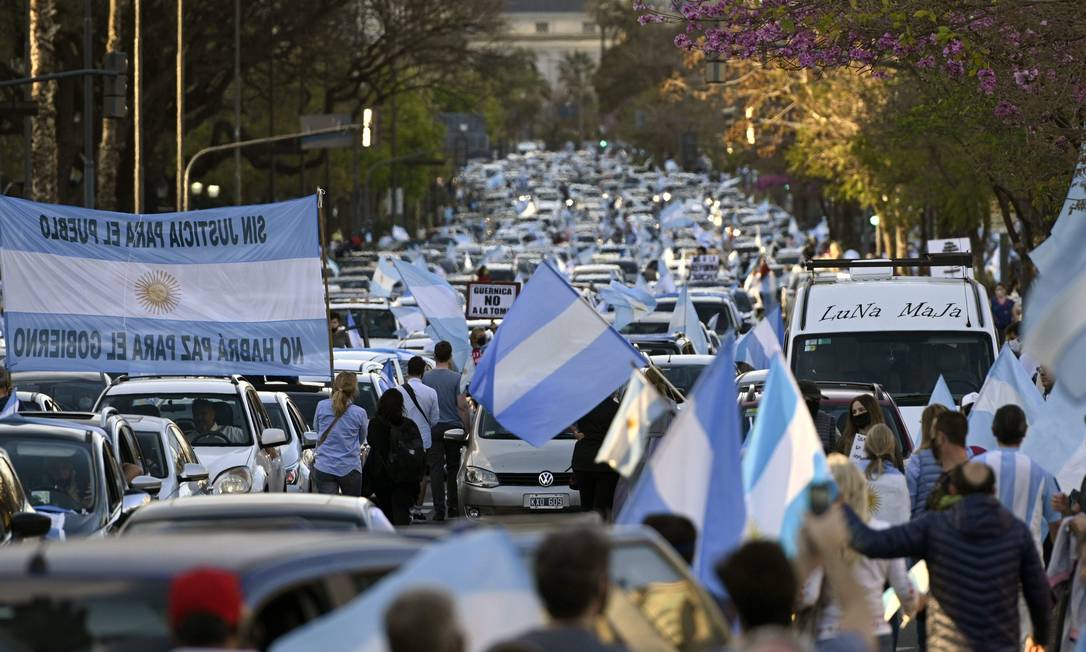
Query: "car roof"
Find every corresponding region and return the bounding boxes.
[126,494,373,523]
[103,377,243,395]
[0,532,419,580]
[0,419,99,441]
[649,354,716,367]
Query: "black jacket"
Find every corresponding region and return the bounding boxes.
[572,397,620,472]
[364,415,422,490]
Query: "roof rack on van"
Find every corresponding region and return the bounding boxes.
[109,374,242,386]
[802,252,971,271]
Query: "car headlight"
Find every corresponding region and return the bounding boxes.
[213,466,253,494]
[464,466,499,488]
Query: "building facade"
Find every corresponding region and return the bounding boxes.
[502,0,607,87]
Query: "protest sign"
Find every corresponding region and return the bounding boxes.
[466,282,520,319]
[689,254,719,282]
[0,195,329,375]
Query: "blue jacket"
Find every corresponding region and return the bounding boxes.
[845,494,1050,651]
[905,449,944,519]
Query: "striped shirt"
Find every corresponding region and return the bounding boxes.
[974,447,1060,554]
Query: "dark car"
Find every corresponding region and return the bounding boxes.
[119,494,393,535]
[0,448,52,544]
[0,532,424,650]
[11,371,112,412]
[735,371,913,458]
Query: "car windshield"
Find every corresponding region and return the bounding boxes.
[656,364,709,396]
[12,376,106,411]
[2,438,98,514]
[732,291,753,313]
[354,381,380,418]
[343,308,398,339]
[790,332,995,405]
[100,393,252,447]
[479,411,575,440]
[741,402,906,452]
[0,580,171,651]
[132,429,169,479]
[621,321,670,335]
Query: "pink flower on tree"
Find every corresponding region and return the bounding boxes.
[977,68,997,95]
[994,100,1020,119]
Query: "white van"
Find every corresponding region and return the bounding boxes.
[787,257,999,442]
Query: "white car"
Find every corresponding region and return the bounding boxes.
[97,376,288,495]
[259,391,315,493]
[123,414,210,499]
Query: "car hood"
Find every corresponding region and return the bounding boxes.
[468,438,576,473]
[193,446,255,480]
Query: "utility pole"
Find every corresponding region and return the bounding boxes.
[175,0,184,210]
[82,0,95,208]
[233,0,241,204]
[133,0,142,212]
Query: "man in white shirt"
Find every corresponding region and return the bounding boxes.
[397,356,441,518]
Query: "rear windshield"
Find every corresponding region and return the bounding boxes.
[13,375,105,411]
[342,308,398,340]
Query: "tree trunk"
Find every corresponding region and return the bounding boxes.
[97,0,127,211]
[29,0,59,203]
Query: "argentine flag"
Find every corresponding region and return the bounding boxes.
[470,261,644,446]
[369,256,398,299]
[928,374,955,409]
[269,530,544,652]
[617,338,745,596]
[667,285,708,355]
[967,344,1046,451]
[598,280,656,331]
[392,260,470,370]
[743,357,830,556]
[0,195,328,375]
[1024,147,1086,399]
[735,316,782,370]
[655,259,677,294]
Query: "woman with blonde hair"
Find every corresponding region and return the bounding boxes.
[863,425,910,525]
[905,403,949,519]
[804,454,915,652]
[838,395,885,461]
[312,371,369,496]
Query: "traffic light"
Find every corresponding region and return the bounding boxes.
[103,51,128,119]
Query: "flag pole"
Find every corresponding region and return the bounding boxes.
[316,188,334,379]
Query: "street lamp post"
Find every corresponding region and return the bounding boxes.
[182,123,361,211]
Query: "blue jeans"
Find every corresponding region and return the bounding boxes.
[313,468,362,496]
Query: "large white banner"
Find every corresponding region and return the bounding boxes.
[0,195,329,375]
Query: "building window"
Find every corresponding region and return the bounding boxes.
[535,21,549,33]
[583,22,597,34]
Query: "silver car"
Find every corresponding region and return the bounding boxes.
[457,410,581,518]
[124,415,210,500]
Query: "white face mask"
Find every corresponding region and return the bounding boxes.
[1008,339,1022,354]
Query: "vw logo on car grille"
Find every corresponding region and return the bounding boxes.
[538,471,555,487]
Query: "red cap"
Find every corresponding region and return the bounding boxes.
[168,567,244,629]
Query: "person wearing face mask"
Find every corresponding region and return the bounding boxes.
[838,395,884,463]
[924,412,973,513]
[799,380,839,455]
[1004,321,1023,356]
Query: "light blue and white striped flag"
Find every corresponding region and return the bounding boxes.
[1024,149,1086,399]
[392,260,470,369]
[617,338,745,596]
[269,530,544,652]
[595,370,668,477]
[655,259,676,294]
[735,316,782,370]
[0,195,328,375]
[390,305,426,337]
[1024,384,1086,479]
[667,285,708,354]
[967,344,1046,452]
[743,356,830,556]
[598,280,656,331]
[344,312,364,349]
[928,374,955,409]
[0,392,19,419]
[368,256,398,299]
[470,261,644,446]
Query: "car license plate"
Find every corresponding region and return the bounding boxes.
[524,494,567,510]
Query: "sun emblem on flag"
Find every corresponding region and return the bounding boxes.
[135,270,181,315]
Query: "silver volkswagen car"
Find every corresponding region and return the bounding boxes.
[456,410,581,518]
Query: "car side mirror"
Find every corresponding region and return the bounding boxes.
[180,463,209,482]
[130,474,162,495]
[301,430,319,450]
[11,512,52,539]
[443,428,467,442]
[259,427,288,448]
[121,491,151,514]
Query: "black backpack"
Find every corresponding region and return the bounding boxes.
[387,419,425,483]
